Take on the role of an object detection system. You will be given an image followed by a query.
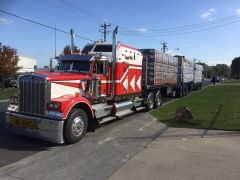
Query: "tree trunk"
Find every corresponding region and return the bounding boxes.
[0,75,5,91]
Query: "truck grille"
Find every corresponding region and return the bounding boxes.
[19,75,50,116]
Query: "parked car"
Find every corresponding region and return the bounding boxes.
[219,77,225,81]
[4,78,18,88]
[211,76,219,83]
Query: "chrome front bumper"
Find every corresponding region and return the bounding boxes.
[5,111,64,144]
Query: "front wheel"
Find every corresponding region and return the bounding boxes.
[64,108,88,144]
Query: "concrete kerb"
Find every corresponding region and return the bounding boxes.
[0,99,9,103]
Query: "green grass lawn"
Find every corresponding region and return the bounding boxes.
[219,79,240,84]
[0,88,17,100]
[151,82,240,131]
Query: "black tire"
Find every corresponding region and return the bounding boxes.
[146,92,154,111]
[183,85,187,96]
[154,91,162,108]
[64,108,88,144]
[178,85,183,98]
[185,85,189,96]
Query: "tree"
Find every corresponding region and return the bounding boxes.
[214,64,231,78]
[231,57,240,79]
[0,43,20,90]
[63,45,80,55]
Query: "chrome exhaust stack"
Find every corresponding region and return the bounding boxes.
[70,28,75,54]
[108,26,118,101]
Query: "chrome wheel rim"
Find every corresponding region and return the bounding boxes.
[149,94,154,109]
[156,97,161,106]
[72,116,84,136]
[150,101,154,109]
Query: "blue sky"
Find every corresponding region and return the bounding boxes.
[0,0,240,67]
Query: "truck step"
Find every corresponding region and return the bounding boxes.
[135,106,146,112]
[92,103,112,119]
[115,109,133,117]
[99,116,116,124]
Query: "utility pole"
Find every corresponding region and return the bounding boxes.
[54,26,57,58]
[161,42,168,52]
[100,22,111,42]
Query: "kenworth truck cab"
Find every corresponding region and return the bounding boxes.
[6,28,146,144]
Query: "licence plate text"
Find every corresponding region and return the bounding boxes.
[10,117,38,129]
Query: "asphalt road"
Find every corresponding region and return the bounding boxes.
[0,101,55,168]
[0,101,166,170]
[0,109,166,180]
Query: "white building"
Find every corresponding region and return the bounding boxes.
[18,56,37,73]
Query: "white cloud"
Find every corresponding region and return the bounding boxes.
[0,17,13,25]
[236,8,240,15]
[200,8,217,21]
[209,8,216,13]
[138,28,148,32]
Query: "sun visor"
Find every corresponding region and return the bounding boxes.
[59,54,94,61]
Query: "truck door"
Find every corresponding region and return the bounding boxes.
[93,60,108,97]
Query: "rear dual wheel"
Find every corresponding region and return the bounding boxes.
[154,91,162,108]
[146,92,154,111]
[146,91,162,111]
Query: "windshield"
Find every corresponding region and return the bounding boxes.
[82,45,94,54]
[59,60,91,72]
[93,45,112,52]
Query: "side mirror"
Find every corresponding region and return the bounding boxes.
[50,58,59,72]
[55,65,60,71]
[103,61,109,76]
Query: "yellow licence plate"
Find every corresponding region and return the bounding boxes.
[10,117,38,129]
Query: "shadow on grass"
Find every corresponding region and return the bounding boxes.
[162,118,201,129]
[201,105,223,137]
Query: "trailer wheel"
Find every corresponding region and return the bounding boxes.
[154,91,162,108]
[64,108,88,144]
[185,86,189,96]
[178,85,183,98]
[183,85,187,96]
[146,92,154,111]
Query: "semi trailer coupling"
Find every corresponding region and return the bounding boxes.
[6,27,203,144]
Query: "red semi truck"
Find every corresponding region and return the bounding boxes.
[6,27,203,144]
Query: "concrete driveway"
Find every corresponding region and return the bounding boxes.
[109,128,240,180]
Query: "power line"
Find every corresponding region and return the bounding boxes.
[120,14,240,34]
[118,14,240,39]
[115,23,162,42]
[45,0,100,25]
[0,9,94,42]
[44,0,163,43]
[119,19,240,37]
[150,20,240,36]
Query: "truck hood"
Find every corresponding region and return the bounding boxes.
[36,72,90,82]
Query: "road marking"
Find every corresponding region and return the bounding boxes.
[98,137,115,145]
